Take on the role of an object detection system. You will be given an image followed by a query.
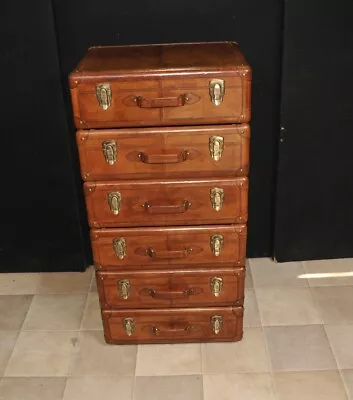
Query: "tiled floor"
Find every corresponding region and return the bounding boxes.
[0,258,353,399]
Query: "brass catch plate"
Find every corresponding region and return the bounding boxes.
[96,83,112,110]
[209,136,224,161]
[113,237,126,260]
[210,188,224,211]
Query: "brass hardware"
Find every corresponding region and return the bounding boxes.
[108,192,122,215]
[210,234,224,257]
[209,136,224,161]
[211,315,223,334]
[210,188,224,211]
[102,141,117,165]
[118,280,130,300]
[96,83,112,110]
[122,318,135,336]
[113,237,126,260]
[210,277,223,297]
[209,79,225,106]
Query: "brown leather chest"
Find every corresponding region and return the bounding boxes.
[70,41,251,344]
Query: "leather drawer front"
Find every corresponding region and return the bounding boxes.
[77,124,250,181]
[96,267,245,309]
[72,75,250,129]
[84,178,248,228]
[102,306,243,344]
[91,224,247,270]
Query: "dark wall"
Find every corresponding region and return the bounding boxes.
[0,1,87,272]
[52,0,284,257]
[274,0,353,260]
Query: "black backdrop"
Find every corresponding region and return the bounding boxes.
[1,0,352,272]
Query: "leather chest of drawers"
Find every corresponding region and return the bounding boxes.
[70,41,251,344]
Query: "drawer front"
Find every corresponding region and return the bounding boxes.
[71,75,251,129]
[84,178,248,228]
[97,267,245,309]
[102,306,243,344]
[77,124,250,181]
[91,225,247,269]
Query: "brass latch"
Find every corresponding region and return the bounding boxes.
[108,192,122,215]
[118,280,131,300]
[209,79,225,106]
[210,188,224,212]
[211,315,223,335]
[122,318,135,336]
[210,277,223,297]
[102,141,117,165]
[113,237,127,260]
[96,83,112,110]
[210,234,224,257]
[209,136,224,161]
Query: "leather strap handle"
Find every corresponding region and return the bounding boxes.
[136,94,186,108]
[138,151,188,164]
[151,325,193,336]
[146,248,192,259]
[148,288,194,299]
[144,201,191,214]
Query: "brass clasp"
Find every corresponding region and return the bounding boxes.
[102,141,117,165]
[210,277,223,297]
[108,192,122,215]
[96,83,112,110]
[209,79,225,106]
[211,315,223,335]
[210,188,224,211]
[209,136,224,161]
[122,318,135,336]
[113,237,127,260]
[118,280,130,300]
[210,234,224,257]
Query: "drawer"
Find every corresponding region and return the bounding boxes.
[84,178,248,228]
[96,267,245,309]
[102,306,244,344]
[92,225,247,270]
[76,124,250,181]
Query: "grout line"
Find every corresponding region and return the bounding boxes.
[337,369,351,400]
[259,321,277,399]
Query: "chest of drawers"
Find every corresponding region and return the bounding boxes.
[70,41,251,344]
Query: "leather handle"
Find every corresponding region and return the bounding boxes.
[148,288,194,299]
[146,248,192,259]
[144,201,191,214]
[138,151,188,164]
[151,325,193,336]
[136,94,186,108]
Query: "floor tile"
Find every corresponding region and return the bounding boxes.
[134,375,203,400]
[303,258,353,286]
[22,294,86,330]
[341,370,353,399]
[203,373,275,400]
[0,331,19,376]
[136,343,201,376]
[69,330,136,376]
[249,258,308,287]
[0,377,66,400]
[256,287,321,326]
[0,273,40,295]
[245,261,253,288]
[81,293,102,330]
[36,267,93,294]
[265,325,337,371]
[325,325,353,369]
[63,376,133,400]
[5,331,77,377]
[273,371,348,400]
[202,328,269,373]
[0,295,33,330]
[243,289,261,327]
[311,287,353,323]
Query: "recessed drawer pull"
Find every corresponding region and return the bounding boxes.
[143,200,191,214]
[151,324,193,336]
[147,288,194,299]
[136,94,188,108]
[146,247,192,259]
[108,192,122,215]
[210,234,224,257]
[138,150,188,164]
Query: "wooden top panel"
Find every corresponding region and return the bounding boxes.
[73,42,250,76]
